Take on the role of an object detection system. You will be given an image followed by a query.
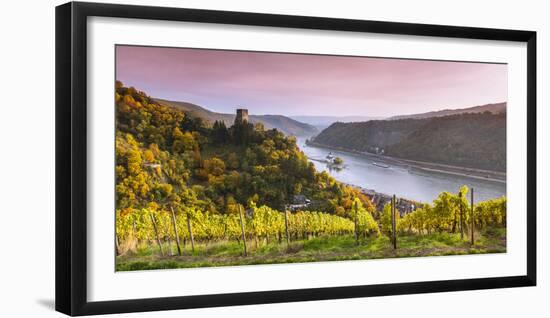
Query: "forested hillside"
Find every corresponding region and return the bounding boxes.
[290,115,382,130]
[312,119,426,151]
[312,112,506,171]
[115,81,373,219]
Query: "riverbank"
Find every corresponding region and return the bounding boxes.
[343,182,419,214]
[306,140,506,184]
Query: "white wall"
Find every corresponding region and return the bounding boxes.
[0,0,546,317]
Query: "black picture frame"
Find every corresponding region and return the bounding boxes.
[55,1,537,316]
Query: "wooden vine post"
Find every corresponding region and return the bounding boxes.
[459,191,464,240]
[115,235,120,256]
[392,195,397,250]
[170,206,182,256]
[186,210,195,252]
[471,188,475,245]
[284,210,291,246]
[238,205,248,256]
[149,213,164,256]
[354,201,359,245]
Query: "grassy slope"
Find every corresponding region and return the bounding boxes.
[116,228,505,271]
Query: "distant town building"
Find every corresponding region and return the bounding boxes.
[292,195,309,205]
[287,194,311,211]
[235,108,249,124]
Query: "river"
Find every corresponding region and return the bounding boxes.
[296,138,506,203]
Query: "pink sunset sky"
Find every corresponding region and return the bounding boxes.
[116,45,507,117]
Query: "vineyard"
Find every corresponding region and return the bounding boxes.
[116,200,375,253]
[116,187,506,270]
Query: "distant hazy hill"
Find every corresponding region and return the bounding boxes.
[291,115,382,131]
[155,98,318,137]
[313,119,426,150]
[389,102,506,120]
[312,112,506,171]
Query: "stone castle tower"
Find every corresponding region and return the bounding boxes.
[235,108,249,124]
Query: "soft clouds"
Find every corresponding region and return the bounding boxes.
[116,45,507,117]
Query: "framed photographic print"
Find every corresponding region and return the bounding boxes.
[55,1,536,316]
